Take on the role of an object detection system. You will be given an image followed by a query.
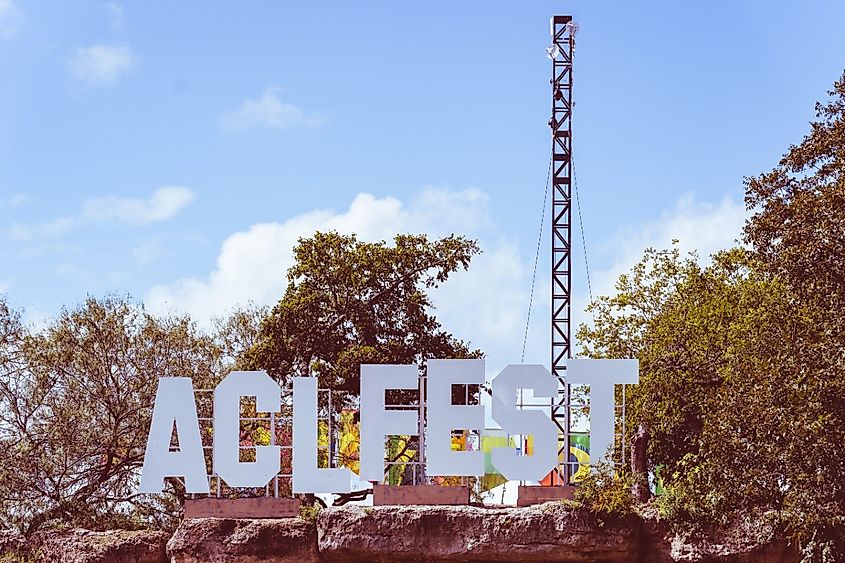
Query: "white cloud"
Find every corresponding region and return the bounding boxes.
[23,307,51,331]
[5,217,76,241]
[573,193,748,339]
[596,194,746,294]
[145,189,748,375]
[144,188,513,336]
[132,235,168,266]
[68,44,134,87]
[221,87,323,131]
[3,187,195,241]
[0,193,27,207]
[41,217,76,237]
[0,0,22,39]
[0,281,9,294]
[430,238,533,363]
[84,186,195,225]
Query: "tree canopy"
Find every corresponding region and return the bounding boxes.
[0,296,225,533]
[2,65,843,561]
[0,231,482,533]
[578,71,845,559]
[244,231,482,399]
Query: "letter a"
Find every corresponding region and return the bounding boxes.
[139,377,208,493]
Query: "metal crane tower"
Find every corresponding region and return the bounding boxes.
[549,15,575,486]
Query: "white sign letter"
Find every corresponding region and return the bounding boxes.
[292,377,355,493]
[567,359,639,465]
[491,364,558,481]
[426,359,485,477]
[213,371,281,488]
[359,365,419,482]
[139,378,207,493]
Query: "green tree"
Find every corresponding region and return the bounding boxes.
[213,302,269,369]
[745,71,845,316]
[578,246,841,552]
[742,70,845,560]
[578,71,845,559]
[0,296,224,533]
[245,231,482,398]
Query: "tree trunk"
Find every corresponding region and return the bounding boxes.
[630,422,650,502]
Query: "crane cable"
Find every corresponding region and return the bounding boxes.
[573,157,594,308]
[521,154,551,364]
[520,155,595,364]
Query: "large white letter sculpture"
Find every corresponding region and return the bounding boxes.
[139,377,208,493]
[567,359,639,464]
[214,371,281,488]
[426,359,485,476]
[491,364,559,481]
[359,364,419,482]
[292,377,354,493]
[138,360,641,493]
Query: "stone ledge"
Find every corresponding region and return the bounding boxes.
[37,529,168,563]
[318,503,639,562]
[167,517,318,563]
[1,503,802,563]
[184,497,301,518]
[374,484,470,506]
[517,485,576,506]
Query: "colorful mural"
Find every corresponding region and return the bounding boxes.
[316,413,591,491]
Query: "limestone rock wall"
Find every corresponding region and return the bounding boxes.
[167,517,318,563]
[0,528,169,563]
[0,503,799,563]
[317,504,639,562]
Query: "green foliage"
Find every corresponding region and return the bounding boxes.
[578,71,845,559]
[0,231,483,533]
[0,551,40,563]
[213,303,269,370]
[245,231,482,400]
[745,71,845,316]
[572,463,635,522]
[298,501,322,523]
[0,295,227,534]
[653,453,730,531]
[580,243,841,551]
[743,71,845,559]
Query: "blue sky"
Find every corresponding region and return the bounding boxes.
[1,1,844,372]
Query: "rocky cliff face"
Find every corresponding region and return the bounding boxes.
[317,504,638,562]
[1,528,169,563]
[0,503,798,563]
[168,517,318,563]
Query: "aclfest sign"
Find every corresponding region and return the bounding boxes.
[139,358,638,495]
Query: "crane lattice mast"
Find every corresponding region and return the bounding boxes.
[549,15,575,486]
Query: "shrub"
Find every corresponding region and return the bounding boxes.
[572,463,635,522]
